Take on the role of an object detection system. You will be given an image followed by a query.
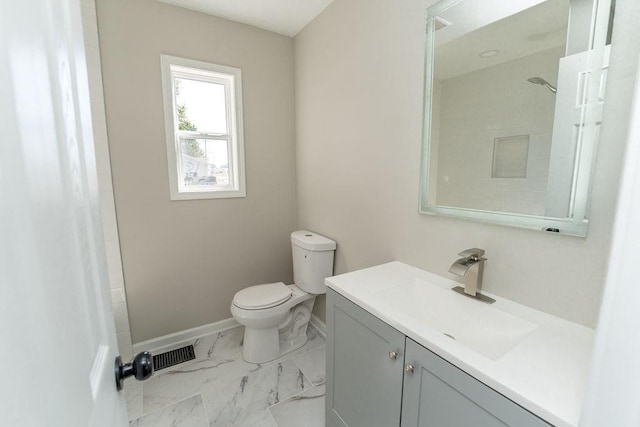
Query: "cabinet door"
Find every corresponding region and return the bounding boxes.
[326,289,406,427]
[401,339,551,427]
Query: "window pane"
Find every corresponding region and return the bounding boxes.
[180,138,231,190]
[175,78,227,134]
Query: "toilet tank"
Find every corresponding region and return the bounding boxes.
[291,230,336,294]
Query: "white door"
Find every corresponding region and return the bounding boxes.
[0,0,129,425]
[545,47,610,218]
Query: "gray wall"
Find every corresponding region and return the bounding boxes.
[97,0,296,342]
[295,0,627,327]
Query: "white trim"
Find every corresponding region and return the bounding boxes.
[160,54,246,201]
[308,313,326,340]
[132,318,239,354]
[133,314,325,355]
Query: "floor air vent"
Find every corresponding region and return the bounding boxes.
[153,345,196,371]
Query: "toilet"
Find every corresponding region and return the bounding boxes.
[230,230,336,363]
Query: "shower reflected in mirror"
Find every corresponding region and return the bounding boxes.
[420,0,613,236]
[527,76,557,94]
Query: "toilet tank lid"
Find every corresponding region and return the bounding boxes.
[291,230,336,251]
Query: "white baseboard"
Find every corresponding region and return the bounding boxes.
[133,314,326,355]
[132,318,239,354]
[309,314,326,339]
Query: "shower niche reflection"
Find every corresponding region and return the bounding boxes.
[420,0,612,236]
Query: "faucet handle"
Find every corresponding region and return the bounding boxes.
[457,248,486,259]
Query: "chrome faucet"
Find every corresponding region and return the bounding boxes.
[448,248,495,304]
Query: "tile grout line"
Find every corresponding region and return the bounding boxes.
[289,345,326,387]
[141,365,246,418]
[267,343,326,411]
[138,381,144,419]
[124,379,144,422]
[267,382,325,412]
[289,356,314,390]
[266,407,280,427]
[133,393,203,424]
[198,393,210,427]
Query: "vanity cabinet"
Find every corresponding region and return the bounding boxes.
[401,338,550,426]
[326,289,551,427]
[326,288,405,427]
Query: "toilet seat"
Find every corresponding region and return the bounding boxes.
[233,282,292,310]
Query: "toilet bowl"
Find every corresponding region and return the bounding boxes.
[231,231,336,363]
[231,283,315,363]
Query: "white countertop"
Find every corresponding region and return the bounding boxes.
[325,261,594,427]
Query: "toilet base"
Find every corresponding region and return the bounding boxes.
[242,327,281,363]
[241,326,310,364]
[241,298,315,364]
[280,327,309,355]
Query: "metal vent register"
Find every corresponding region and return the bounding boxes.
[152,345,196,371]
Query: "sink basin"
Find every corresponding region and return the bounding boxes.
[371,279,537,360]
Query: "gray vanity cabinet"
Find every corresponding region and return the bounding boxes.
[327,289,552,427]
[326,289,406,427]
[401,338,551,427]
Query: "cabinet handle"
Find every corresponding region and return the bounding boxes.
[389,351,398,360]
[405,364,414,374]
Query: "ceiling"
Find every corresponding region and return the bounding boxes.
[157,0,335,37]
[435,0,570,79]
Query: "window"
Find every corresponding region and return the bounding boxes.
[161,55,246,200]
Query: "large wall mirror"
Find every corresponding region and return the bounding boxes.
[419,0,614,236]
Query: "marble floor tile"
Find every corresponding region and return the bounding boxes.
[143,355,258,414]
[131,325,326,427]
[229,409,278,427]
[124,378,143,421]
[270,328,325,365]
[292,345,326,385]
[269,385,325,427]
[143,328,324,415]
[130,395,208,427]
[193,326,323,367]
[201,359,311,427]
[148,326,245,376]
[192,326,245,361]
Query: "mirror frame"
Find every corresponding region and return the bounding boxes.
[419,0,612,237]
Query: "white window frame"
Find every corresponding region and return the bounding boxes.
[160,55,246,200]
